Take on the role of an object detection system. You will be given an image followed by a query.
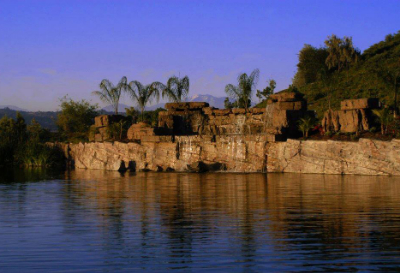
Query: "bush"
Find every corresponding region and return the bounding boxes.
[56,96,98,142]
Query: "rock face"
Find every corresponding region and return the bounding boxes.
[64,134,268,173]
[267,138,400,175]
[322,98,380,133]
[157,93,310,140]
[90,115,127,142]
[127,122,155,141]
[64,137,400,176]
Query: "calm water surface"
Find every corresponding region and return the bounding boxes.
[1,169,400,272]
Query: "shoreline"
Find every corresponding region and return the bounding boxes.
[58,136,400,176]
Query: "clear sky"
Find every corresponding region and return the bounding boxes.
[1,0,399,111]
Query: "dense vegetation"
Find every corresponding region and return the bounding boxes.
[0,108,58,131]
[291,32,400,118]
[0,113,64,167]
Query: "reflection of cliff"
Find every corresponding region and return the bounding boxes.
[62,170,400,269]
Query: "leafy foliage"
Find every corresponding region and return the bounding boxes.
[294,31,400,119]
[373,108,392,135]
[298,116,316,138]
[163,75,190,102]
[107,120,130,141]
[256,79,276,101]
[292,45,329,87]
[137,108,165,127]
[92,77,128,114]
[0,114,64,167]
[56,96,98,142]
[324,35,360,71]
[225,69,259,110]
[126,81,165,119]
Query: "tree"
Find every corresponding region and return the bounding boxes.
[325,35,360,72]
[225,69,259,111]
[373,108,392,135]
[92,76,128,114]
[56,96,98,141]
[293,45,329,87]
[224,97,234,109]
[125,106,138,124]
[372,59,400,116]
[298,116,315,138]
[126,81,166,120]
[256,79,276,101]
[163,75,190,102]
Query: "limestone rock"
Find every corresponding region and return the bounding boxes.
[127,122,155,141]
[341,98,380,110]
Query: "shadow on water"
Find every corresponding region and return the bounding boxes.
[1,169,400,271]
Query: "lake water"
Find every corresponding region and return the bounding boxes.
[1,169,400,272]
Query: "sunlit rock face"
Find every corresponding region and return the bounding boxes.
[64,135,268,173]
[322,98,380,133]
[267,138,400,175]
[63,137,400,175]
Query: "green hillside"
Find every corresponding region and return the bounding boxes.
[296,32,400,118]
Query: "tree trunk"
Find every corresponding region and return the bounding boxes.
[381,124,385,135]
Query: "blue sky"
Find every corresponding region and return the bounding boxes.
[0,0,399,111]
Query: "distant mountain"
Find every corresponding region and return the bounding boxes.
[102,103,131,113]
[188,94,226,109]
[0,105,27,111]
[0,108,58,131]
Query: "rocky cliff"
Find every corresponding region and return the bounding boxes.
[267,138,400,175]
[63,137,400,176]
[65,135,268,173]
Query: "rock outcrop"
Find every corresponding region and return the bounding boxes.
[63,137,400,176]
[156,92,310,140]
[64,134,268,173]
[90,115,127,142]
[267,138,400,175]
[322,98,380,133]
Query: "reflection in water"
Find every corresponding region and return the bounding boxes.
[1,169,400,271]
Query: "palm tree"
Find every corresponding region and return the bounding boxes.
[163,75,190,102]
[126,80,165,121]
[225,69,259,111]
[298,116,315,138]
[92,77,128,114]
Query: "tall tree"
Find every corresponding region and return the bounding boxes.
[126,81,165,120]
[293,44,329,87]
[163,75,190,102]
[373,58,400,116]
[256,79,276,101]
[225,69,259,111]
[92,76,128,114]
[56,96,98,141]
[325,35,360,71]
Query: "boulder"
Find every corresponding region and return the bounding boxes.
[165,102,209,111]
[127,122,155,141]
[94,115,125,127]
[188,161,208,173]
[341,98,380,110]
[269,92,304,102]
[275,101,306,111]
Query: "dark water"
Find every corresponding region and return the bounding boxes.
[1,169,400,272]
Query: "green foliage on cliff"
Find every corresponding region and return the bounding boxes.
[293,31,400,118]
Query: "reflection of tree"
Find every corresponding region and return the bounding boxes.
[54,170,400,271]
